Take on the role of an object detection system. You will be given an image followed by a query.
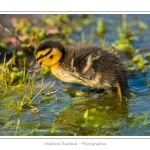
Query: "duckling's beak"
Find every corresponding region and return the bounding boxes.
[28,60,41,71]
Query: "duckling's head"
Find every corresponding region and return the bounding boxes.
[29,39,65,70]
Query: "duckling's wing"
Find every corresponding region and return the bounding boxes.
[68,45,104,81]
[60,44,100,79]
[73,45,128,88]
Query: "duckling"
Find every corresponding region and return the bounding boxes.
[29,39,128,99]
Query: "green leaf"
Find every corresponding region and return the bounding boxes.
[84,109,89,120]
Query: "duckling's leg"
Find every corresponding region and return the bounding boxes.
[116,82,122,101]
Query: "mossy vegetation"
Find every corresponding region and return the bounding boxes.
[0,14,150,136]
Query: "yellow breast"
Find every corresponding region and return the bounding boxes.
[50,62,93,86]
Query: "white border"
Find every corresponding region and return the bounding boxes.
[1,0,150,149]
[0,0,150,12]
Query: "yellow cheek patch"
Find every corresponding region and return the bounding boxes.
[41,59,51,66]
[35,48,51,59]
[36,48,63,67]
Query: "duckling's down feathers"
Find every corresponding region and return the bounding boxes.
[35,39,65,56]
[60,44,128,92]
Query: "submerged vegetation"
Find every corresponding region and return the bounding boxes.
[0,14,150,136]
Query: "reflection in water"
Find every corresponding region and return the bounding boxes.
[51,92,129,136]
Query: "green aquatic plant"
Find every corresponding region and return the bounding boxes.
[133,54,148,68]
[96,19,105,38]
[0,57,29,88]
[112,14,148,60]
[127,54,149,73]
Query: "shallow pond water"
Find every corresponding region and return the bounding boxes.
[0,14,150,136]
[0,70,150,136]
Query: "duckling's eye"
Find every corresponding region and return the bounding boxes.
[50,55,53,59]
